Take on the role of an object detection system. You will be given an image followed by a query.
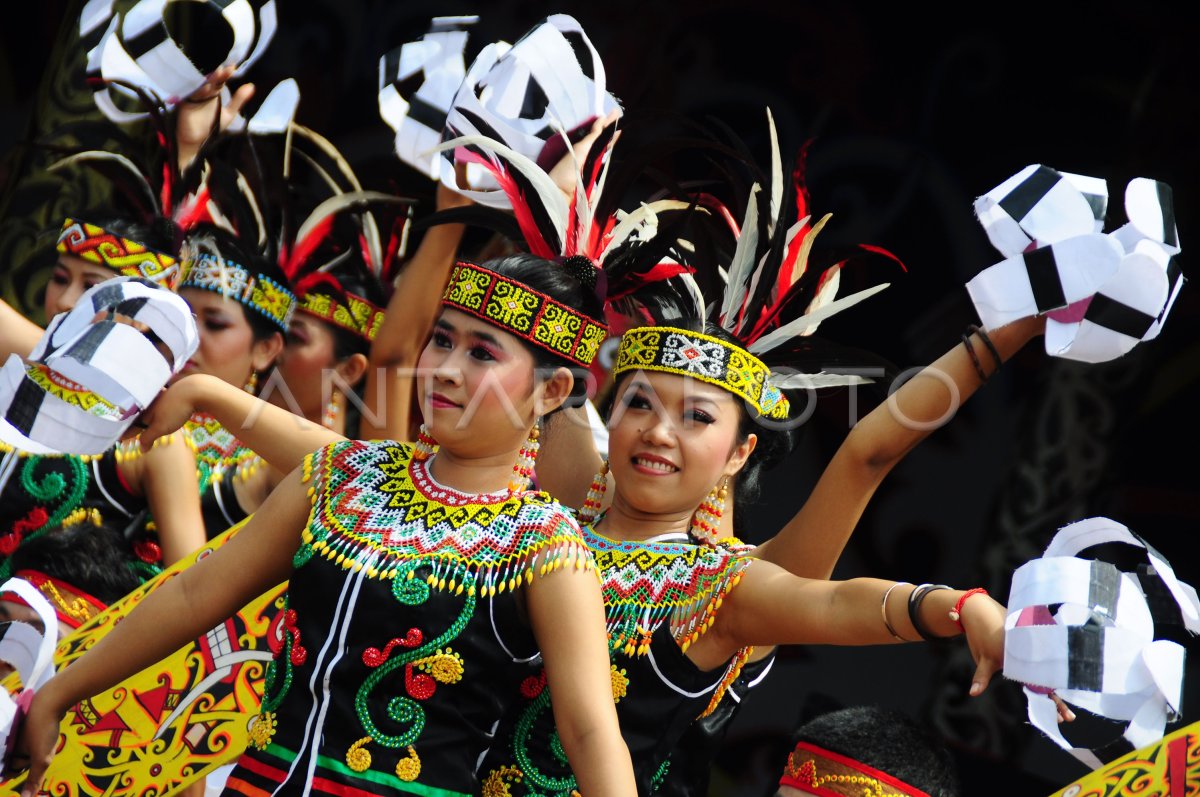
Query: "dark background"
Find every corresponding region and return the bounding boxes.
[3,2,1198,794]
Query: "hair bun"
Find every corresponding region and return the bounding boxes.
[560,255,599,293]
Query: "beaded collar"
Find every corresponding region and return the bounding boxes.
[442,261,607,368]
[57,217,182,291]
[614,326,789,419]
[299,441,589,597]
[184,414,261,493]
[581,520,751,657]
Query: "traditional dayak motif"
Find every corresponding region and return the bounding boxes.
[180,253,297,333]
[614,326,788,419]
[1047,719,1200,797]
[56,218,182,290]
[0,520,282,797]
[443,261,607,368]
[184,414,262,495]
[6,569,108,630]
[778,740,930,797]
[229,440,591,795]
[480,522,753,796]
[297,290,386,342]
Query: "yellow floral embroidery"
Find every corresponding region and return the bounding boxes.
[482,765,524,796]
[248,711,277,750]
[395,746,421,781]
[346,736,373,772]
[611,664,629,703]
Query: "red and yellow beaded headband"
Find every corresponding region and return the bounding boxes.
[612,326,791,419]
[57,217,182,291]
[297,290,385,343]
[779,741,931,797]
[4,569,108,631]
[441,261,608,368]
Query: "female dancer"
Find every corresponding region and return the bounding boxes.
[14,253,636,797]
[0,215,204,573]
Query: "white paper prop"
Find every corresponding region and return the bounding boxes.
[0,578,59,777]
[0,277,199,456]
[378,16,479,178]
[1004,517,1200,770]
[438,14,623,209]
[967,165,1183,363]
[85,0,277,122]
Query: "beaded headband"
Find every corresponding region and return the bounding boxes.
[613,326,790,419]
[779,741,931,797]
[56,217,182,291]
[297,290,385,342]
[180,252,297,333]
[4,569,109,631]
[441,261,608,368]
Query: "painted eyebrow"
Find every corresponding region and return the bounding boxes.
[436,318,505,349]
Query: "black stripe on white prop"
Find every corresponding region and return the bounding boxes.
[438,14,622,210]
[378,16,478,179]
[0,578,59,778]
[1003,517,1200,770]
[87,0,276,122]
[968,166,1184,362]
[0,277,199,456]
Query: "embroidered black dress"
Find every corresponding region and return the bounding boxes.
[225,440,590,797]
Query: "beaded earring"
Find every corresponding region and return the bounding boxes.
[413,424,437,461]
[689,477,729,545]
[322,393,340,429]
[578,460,610,524]
[509,422,541,493]
[244,371,259,394]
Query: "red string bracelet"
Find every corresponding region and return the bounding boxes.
[948,587,988,631]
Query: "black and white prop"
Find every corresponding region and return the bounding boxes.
[1004,517,1200,769]
[378,16,479,179]
[0,578,59,777]
[84,0,277,122]
[967,165,1183,363]
[437,14,623,209]
[0,278,199,456]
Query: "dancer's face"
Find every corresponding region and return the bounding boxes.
[177,288,280,389]
[269,314,358,421]
[43,253,112,318]
[606,371,756,516]
[417,308,570,458]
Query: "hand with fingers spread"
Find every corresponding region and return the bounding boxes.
[134,375,208,453]
[175,64,256,170]
[547,109,621,202]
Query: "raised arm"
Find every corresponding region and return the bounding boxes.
[174,64,255,172]
[359,182,469,441]
[526,541,636,796]
[0,297,44,359]
[138,373,345,473]
[754,315,1044,577]
[16,466,310,794]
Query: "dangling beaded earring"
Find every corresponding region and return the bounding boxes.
[509,422,541,493]
[578,460,610,524]
[413,424,437,461]
[689,477,728,545]
[244,371,259,394]
[322,393,340,429]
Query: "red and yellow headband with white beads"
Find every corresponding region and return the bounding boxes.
[441,261,607,368]
[779,741,931,797]
[56,218,181,291]
[613,326,790,419]
[4,569,109,631]
[297,290,385,342]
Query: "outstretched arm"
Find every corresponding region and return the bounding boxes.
[16,467,310,794]
[137,431,207,565]
[754,315,1044,577]
[138,373,344,474]
[527,542,636,796]
[174,64,255,172]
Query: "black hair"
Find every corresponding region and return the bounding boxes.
[64,211,180,256]
[786,706,961,797]
[9,522,144,606]
[477,252,607,403]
